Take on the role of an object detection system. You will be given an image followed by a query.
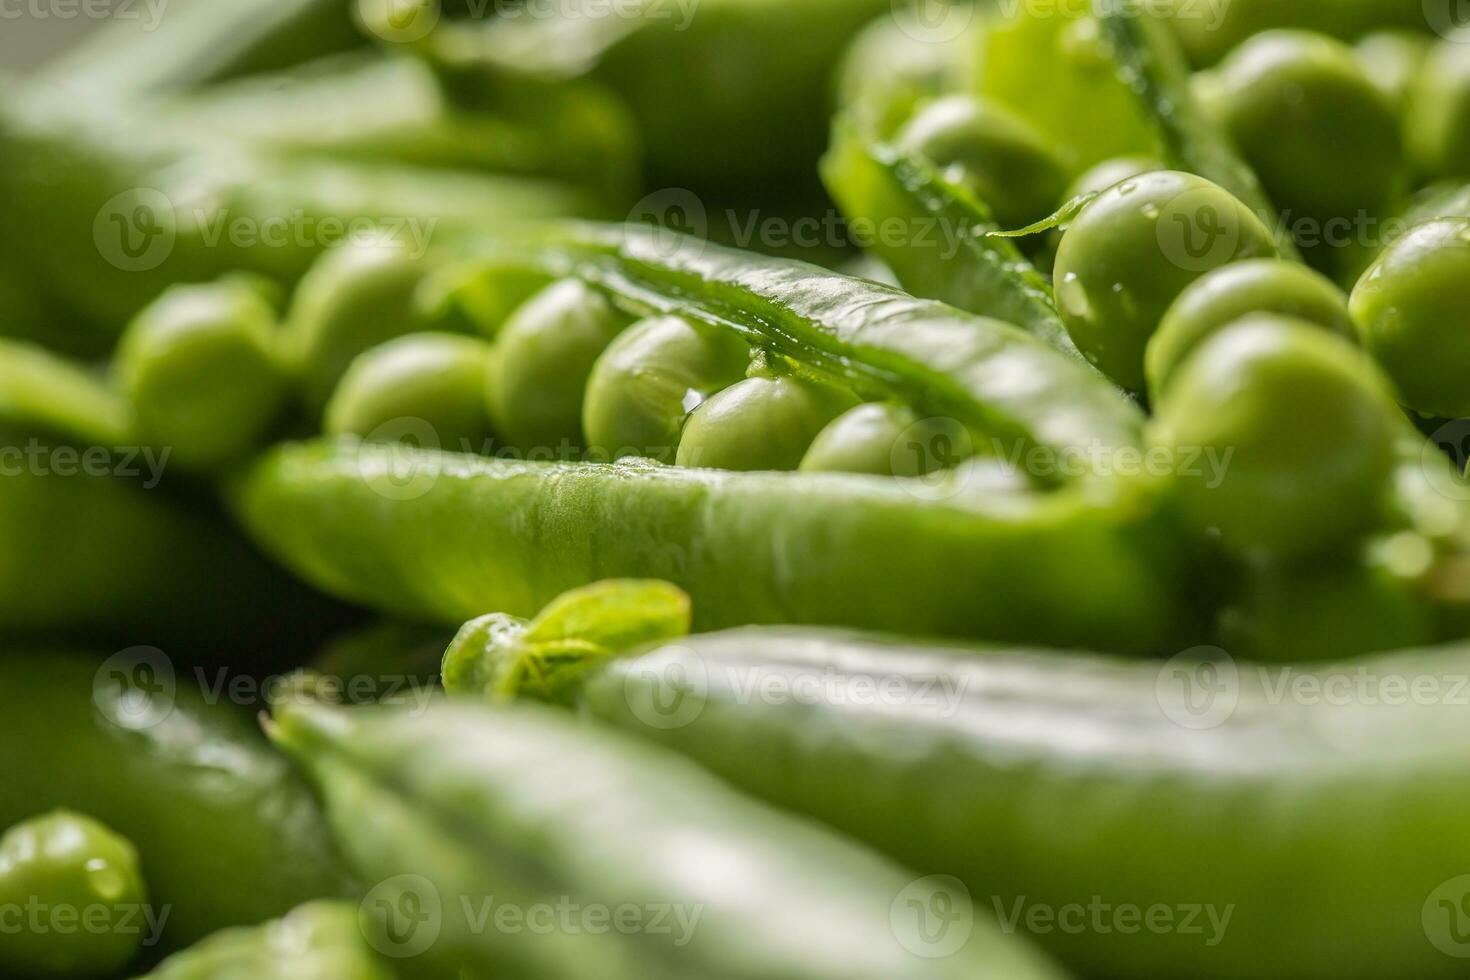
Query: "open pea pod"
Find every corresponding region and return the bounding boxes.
[0,650,353,950]
[269,697,1068,980]
[0,84,602,336]
[453,617,1470,980]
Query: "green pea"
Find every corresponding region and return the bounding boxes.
[1350,217,1470,418]
[324,332,496,453]
[1218,558,1435,664]
[1214,30,1404,226]
[1355,30,1432,113]
[487,279,627,458]
[116,278,287,471]
[1409,36,1470,180]
[416,260,555,339]
[1054,170,1278,393]
[896,94,1070,230]
[286,241,430,414]
[1063,155,1164,202]
[1150,314,1399,560]
[582,316,750,463]
[676,374,860,472]
[0,810,147,978]
[1147,259,1354,396]
[799,403,972,477]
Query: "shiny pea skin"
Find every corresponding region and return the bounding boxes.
[324,332,496,453]
[1150,314,1400,560]
[1054,170,1278,393]
[116,278,287,472]
[1350,217,1470,418]
[1214,30,1404,225]
[676,374,859,471]
[0,810,148,979]
[1063,155,1164,202]
[487,279,627,458]
[1147,258,1354,396]
[1355,30,1431,112]
[286,241,430,414]
[896,94,1070,230]
[582,316,750,463]
[799,403,972,477]
[1408,37,1470,179]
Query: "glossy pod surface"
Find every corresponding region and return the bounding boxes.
[234,439,1182,654]
[271,698,1068,980]
[553,625,1470,980]
[0,650,351,949]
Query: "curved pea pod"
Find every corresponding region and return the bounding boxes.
[140,902,398,980]
[38,0,363,99]
[0,650,353,950]
[466,623,1470,980]
[152,53,641,198]
[268,697,1069,980]
[233,439,1183,654]
[455,223,1146,477]
[0,810,148,978]
[400,0,891,188]
[0,83,602,335]
[821,117,1077,357]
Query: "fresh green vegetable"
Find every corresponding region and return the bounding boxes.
[800,403,974,477]
[1163,0,1432,67]
[582,315,751,463]
[1410,36,1470,180]
[325,332,496,453]
[454,610,1470,980]
[1054,170,1278,392]
[116,278,289,472]
[269,696,1069,980]
[140,902,398,980]
[0,810,148,978]
[1147,258,1355,395]
[0,650,351,949]
[1149,315,1400,560]
[1350,217,1470,418]
[486,279,629,457]
[675,373,859,471]
[1355,30,1432,112]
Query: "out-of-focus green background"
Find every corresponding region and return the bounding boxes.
[0,13,101,72]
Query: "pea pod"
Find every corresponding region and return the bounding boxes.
[0,650,352,949]
[458,618,1470,980]
[140,902,398,980]
[269,697,1068,980]
[233,438,1182,654]
[0,83,601,336]
[0,810,148,978]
